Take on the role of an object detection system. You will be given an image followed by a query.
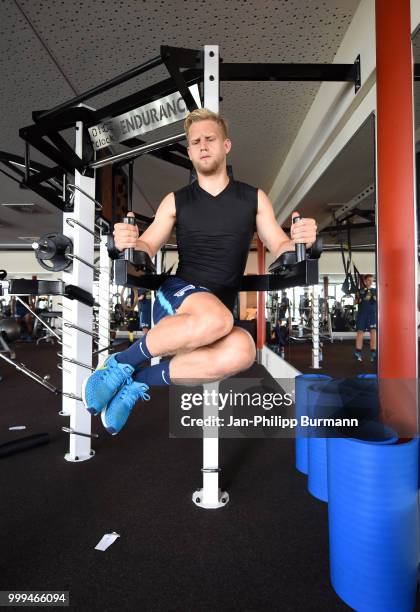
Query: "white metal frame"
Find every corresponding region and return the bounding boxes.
[62,119,95,462]
[151,250,162,366]
[192,45,229,509]
[311,284,321,369]
[192,381,229,509]
[97,231,111,366]
[56,47,229,505]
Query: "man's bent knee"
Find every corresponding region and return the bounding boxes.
[185,310,233,349]
[212,327,256,379]
[178,293,234,348]
[232,327,256,370]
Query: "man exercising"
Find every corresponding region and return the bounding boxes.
[82,108,317,434]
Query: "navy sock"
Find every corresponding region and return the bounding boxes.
[134,360,171,387]
[115,334,153,368]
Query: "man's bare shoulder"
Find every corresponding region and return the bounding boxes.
[256,188,273,212]
[157,192,176,217]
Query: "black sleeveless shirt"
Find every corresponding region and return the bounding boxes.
[175,179,258,311]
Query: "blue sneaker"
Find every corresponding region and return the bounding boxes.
[354,350,362,362]
[81,354,134,416]
[101,380,150,435]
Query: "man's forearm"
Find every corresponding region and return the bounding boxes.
[135,238,153,257]
[273,238,294,259]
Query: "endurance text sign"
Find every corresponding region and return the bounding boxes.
[88,85,201,151]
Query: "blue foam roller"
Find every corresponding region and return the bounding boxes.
[307,379,383,503]
[336,377,380,422]
[307,380,345,502]
[294,374,331,475]
[308,437,328,501]
[328,437,418,612]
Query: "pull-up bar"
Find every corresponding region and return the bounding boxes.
[37,56,163,122]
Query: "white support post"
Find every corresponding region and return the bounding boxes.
[311,284,321,369]
[62,119,95,462]
[204,45,219,112]
[97,232,111,366]
[155,249,162,275]
[150,249,162,366]
[192,46,228,508]
[192,381,229,509]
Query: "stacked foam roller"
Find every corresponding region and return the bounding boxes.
[294,374,331,476]
[294,374,419,611]
[328,436,418,611]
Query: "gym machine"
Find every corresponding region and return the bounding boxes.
[112,228,320,508]
[2,42,354,497]
[110,38,321,504]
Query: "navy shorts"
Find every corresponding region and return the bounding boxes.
[153,276,211,325]
[356,307,377,331]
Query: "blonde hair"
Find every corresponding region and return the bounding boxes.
[184,108,229,141]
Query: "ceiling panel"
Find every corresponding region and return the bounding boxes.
[1,0,363,245]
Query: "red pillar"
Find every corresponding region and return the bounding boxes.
[257,238,266,350]
[376,0,417,431]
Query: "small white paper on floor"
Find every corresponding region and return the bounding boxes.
[95,532,120,551]
[9,426,26,431]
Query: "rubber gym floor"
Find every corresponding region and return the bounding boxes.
[0,340,411,611]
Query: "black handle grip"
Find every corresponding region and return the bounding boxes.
[123,216,136,262]
[65,285,96,307]
[293,216,306,263]
[106,234,121,260]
